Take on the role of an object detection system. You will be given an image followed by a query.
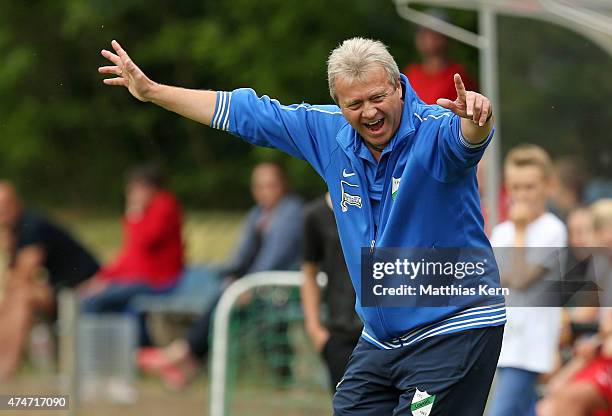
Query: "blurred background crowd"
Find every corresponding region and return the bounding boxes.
[0,1,611,415]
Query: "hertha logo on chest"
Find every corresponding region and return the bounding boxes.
[340,180,362,212]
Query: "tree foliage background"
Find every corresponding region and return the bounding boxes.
[0,1,609,210]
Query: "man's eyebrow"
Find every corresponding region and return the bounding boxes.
[370,89,388,97]
[345,98,362,107]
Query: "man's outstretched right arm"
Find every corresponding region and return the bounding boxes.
[98,40,216,125]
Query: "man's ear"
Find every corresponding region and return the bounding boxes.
[396,78,403,99]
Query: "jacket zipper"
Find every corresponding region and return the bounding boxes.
[370,140,401,254]
[342,142,391,341]
[371,151,394,339]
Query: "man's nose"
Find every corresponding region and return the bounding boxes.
[362,104,377,120]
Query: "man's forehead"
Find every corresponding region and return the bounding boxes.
[336,71,393,102]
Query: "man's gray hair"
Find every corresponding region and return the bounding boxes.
[327,37,400,103]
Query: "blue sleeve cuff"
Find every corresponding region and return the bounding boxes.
[458,125,494,151]
[211,91,232,131]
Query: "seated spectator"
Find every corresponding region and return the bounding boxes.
[537,198,612,416]
[565,206,599,317]
[137,162,303,389]
[558,207,598,386]
[593,200,612,309]
[78,164,184,317]
[0,181,99,379]
[301,193,362,393]
[488,145,567,416]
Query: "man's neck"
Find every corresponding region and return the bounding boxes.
[366,142,384,161]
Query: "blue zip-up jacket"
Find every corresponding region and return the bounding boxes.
[211,74,506,349]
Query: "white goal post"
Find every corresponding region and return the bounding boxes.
[209,271,314,416]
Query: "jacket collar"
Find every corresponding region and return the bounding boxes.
[337,73,420,156]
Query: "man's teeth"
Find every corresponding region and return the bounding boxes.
[366,119,383,126]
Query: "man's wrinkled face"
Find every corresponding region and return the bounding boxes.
[335,66,403,151]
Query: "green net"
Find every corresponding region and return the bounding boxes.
[221,287,332,416]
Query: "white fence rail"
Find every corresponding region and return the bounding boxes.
[209,271,305,416]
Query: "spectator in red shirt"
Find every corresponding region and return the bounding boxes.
[403,10,477,105]
[79,164,184,314]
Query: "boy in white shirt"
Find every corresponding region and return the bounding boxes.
[488,144,567,416]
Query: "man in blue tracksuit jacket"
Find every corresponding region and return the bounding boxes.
[100,37,505,415]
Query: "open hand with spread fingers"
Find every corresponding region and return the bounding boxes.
[436,73,493,127]
[98,40,155,102]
